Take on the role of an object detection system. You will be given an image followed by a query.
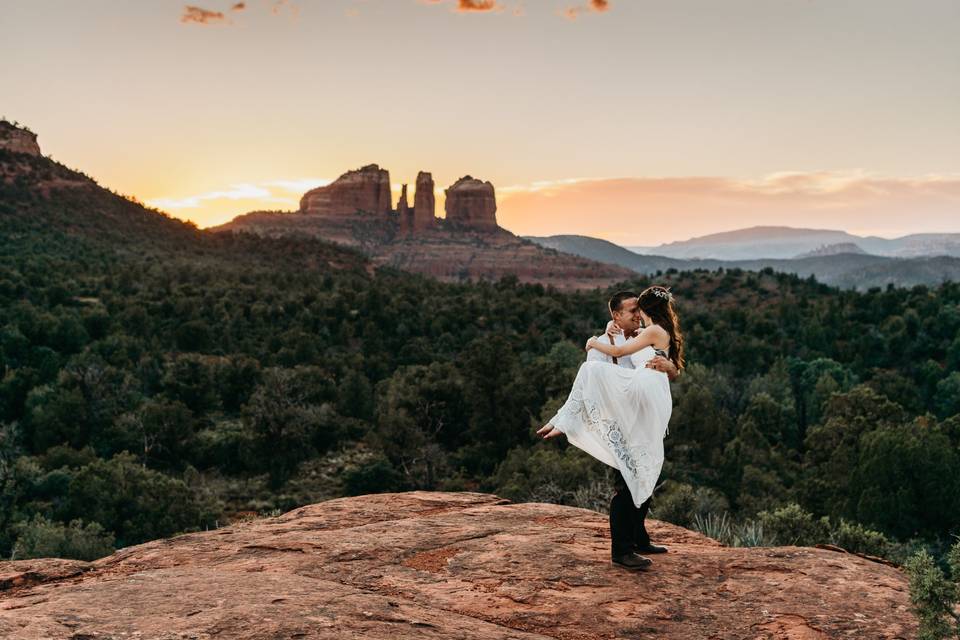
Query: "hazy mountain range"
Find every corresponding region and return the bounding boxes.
[627,226,960,260]
[526,232,960,290]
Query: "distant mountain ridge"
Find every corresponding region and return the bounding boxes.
[794,242,867,259]
[526,234,960,289]
[629,226,960,260]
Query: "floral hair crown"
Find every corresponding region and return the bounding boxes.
[649,287,673,302]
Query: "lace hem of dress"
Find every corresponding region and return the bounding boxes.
[553,385,658,482]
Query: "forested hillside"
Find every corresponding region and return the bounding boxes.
[2,147,959,567]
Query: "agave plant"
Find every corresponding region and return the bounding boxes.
[733,519,768,547]
[692,512,734,545]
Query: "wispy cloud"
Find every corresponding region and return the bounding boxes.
[180,1,295,26]
[263,178,332,192]
[148,183,283,210]
[498,171,960,244]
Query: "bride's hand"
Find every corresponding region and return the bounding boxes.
[605,320,622,335]
[536,424,564,439]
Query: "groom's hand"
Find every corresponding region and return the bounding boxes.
[646,355,679,380]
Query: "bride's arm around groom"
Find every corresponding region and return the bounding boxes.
[590,321,679,381]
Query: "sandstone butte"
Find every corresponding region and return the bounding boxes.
[0,492,916,639]
[217,164,634,290]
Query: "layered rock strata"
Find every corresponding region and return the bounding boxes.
[299,164,392,216]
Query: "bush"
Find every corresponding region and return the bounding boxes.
[758,503,830,546]
[59,452,215,547]
[830,518,891,557]
[651,481,730,528]
[342,455,403,496]
[493,445,609,505]
[651,482,696,527]
[11,514,114,561]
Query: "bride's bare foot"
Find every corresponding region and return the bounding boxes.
[536,424,563,439]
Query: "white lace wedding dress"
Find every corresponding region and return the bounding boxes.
[548,345,672,507]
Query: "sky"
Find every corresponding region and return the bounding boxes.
[2,0,958,245]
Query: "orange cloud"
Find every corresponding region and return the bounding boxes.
[231,2,246,10]
[458,0,498,10]
[498,172,960,245]
[181,6,227,25]
[563,0,611,19]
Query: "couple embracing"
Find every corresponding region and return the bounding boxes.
[536,286,685,570]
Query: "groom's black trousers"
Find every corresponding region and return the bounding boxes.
[609,469,652,557]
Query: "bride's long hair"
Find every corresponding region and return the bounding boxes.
[638,285,685,372]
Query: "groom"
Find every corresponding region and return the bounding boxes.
[598,291,678,569]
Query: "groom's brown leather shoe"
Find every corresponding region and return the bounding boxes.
[612,552,653,570]
[633,543,668,554]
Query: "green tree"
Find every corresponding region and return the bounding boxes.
[800,386,906,518]
[57,452,213,547]
[372,362,467,488]
[905,544,960,640]
[851,418,960,538]
[244,368,331,489]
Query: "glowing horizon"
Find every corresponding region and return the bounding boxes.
[3,0,958,245]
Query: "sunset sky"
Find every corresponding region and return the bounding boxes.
[2,0,958,245]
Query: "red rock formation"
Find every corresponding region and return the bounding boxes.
[299,163,392,216]
[444,175,497,231]
[0,121,41,156]
[397,183,412,232]
[0,492,917,639]
[397,184,410,216]
[413,171,436,230]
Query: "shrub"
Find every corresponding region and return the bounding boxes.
[758,503,830,546]
[651,482,696,527]
[342,455,403,496]
[651,481,730,528]
[830,518,891,557]
[11,515,114,561]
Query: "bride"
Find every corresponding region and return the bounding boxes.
[536,285,684,568]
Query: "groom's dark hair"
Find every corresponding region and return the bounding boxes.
[608,290,638,315]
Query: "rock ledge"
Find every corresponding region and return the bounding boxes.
[0,491,915,639]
